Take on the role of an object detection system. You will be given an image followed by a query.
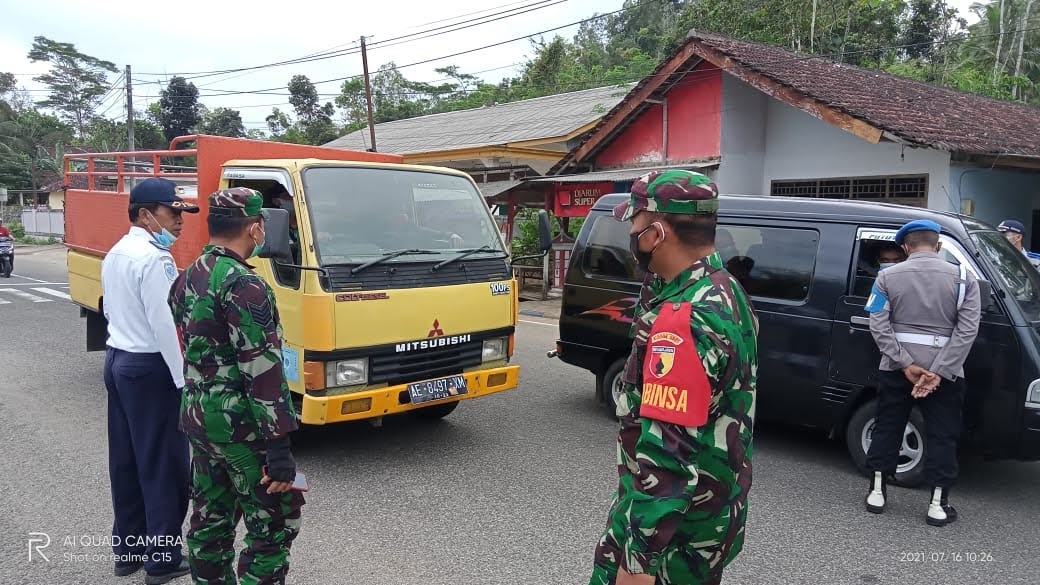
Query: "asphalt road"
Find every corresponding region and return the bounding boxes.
[1,247,1038,585]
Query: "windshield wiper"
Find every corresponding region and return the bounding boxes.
[348,249,440,275]
[432,245,507,271]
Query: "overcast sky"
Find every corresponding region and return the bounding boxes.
[0,0,983,131]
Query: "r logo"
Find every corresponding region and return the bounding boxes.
[28,532,50,562]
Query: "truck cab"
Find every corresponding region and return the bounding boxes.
[65,135,542,426]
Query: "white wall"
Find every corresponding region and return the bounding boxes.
[760,100,952,208]
[717,75,767,195]
[951,164,1040,237]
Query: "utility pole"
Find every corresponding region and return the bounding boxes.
[126,65,135,153]
[360,36,377,152]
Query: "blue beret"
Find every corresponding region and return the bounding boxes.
[895,219,941,244]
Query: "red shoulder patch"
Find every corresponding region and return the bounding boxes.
[639,303,711,427]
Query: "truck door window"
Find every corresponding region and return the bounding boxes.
[723,225,819,302]
[254,180,301,289]
[582,214,638,282]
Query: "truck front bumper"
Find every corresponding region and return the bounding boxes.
[299,365,520,425]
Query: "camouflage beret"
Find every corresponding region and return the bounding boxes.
[208,187,268,218]
[613,169,719,221]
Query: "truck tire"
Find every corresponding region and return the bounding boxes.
[409,401,459,420]
[599,359,626,419]
[846,399,927,488]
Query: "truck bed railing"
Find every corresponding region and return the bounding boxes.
[63,135,199,194]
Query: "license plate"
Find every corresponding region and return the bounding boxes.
[407,375,468,405]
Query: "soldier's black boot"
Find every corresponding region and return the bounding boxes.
[865,471,887,514]
[926,486,957,526]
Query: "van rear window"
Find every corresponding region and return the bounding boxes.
[582,214,638,281]
[717,225,819,301]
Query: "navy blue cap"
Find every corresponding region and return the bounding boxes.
[998,219,1025,234]
[895,219,941,244]
[130,178,199,213]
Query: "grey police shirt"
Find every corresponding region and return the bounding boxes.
[867,250,982,381]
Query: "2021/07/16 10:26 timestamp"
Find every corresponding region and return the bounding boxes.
[899,552,995,563]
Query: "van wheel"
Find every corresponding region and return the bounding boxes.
[599,359,626,419]
[845,399,926,488]
[410,401,459,420]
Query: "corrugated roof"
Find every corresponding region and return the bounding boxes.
[323,84,633,154]
[477,179,522,198]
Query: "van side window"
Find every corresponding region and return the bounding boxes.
[718,225,818,301]
[851,239,908,297]
[581,214,638,281]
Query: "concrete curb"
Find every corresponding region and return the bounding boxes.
[16,244,66,255]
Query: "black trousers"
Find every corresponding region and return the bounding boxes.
[104,348,190,574]
[866,369,966,487]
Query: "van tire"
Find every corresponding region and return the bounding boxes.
[410,401,459,420]
[846,399,927,488]
[599,359,626,419]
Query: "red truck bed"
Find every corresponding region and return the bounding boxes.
[64,134,401,268]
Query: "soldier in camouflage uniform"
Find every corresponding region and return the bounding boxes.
[589,170,759,585]
[168,188,303,585]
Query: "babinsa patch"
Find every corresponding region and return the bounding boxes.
[640,303,711,427]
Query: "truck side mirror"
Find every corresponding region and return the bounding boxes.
[537,209,552,253]
[260,208,292,264]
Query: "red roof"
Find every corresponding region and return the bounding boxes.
[553,31,1040,173]
[693,32,1040,157]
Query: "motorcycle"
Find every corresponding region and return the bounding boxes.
[0,236,13,278]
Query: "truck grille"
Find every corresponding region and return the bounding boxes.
[322,258,511,292]
[369,341,483,385]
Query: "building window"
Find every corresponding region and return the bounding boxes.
[771,174,928,203]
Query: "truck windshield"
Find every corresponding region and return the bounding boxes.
[301,166,506,265]
[972,231,1040,323]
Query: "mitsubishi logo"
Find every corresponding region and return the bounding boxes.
[427,319,445,338]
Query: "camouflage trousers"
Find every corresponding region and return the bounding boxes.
[187,438,304,585]
[589,490,729,585]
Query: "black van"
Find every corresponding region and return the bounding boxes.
[555,193,1040,486]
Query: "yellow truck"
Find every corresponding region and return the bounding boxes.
[65,135,550,424]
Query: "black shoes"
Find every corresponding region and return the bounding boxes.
[114,561,144,577]
[145,558,191,585]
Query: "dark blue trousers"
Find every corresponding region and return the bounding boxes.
[104,348,190,574]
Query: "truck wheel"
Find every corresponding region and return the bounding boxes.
[599,359,626,419]
[410,401,459,420]
[846,399,927,488]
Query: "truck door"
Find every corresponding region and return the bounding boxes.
[221,167,306,394]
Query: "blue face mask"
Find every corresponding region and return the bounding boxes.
[879,262,896,271]
[145,211,177,249]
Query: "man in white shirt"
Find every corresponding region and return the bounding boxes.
[101,177,198,584]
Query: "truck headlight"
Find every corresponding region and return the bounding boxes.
[482,338,507,362]
[1028,379,1040,408]
[326,358,368,387]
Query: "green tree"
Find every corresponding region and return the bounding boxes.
[83,117,166,151]
[158,76,202,142]
[287,75,338,144]
[26,37,118,138]
[199,107,246,138]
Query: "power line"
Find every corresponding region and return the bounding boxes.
[182,0,654,98]
[132,0,568,81]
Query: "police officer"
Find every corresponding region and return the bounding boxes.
[997,219,1040,270]
[864,219,982,526]
[589,170,759,585]
[168,188,303,585]
[101,177,197,583]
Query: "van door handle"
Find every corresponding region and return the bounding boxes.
[850,315,870,326]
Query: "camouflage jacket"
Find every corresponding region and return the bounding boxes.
[168,245,297,443]
[611,251,758,577]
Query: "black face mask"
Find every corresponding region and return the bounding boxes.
[630,224,661,273]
